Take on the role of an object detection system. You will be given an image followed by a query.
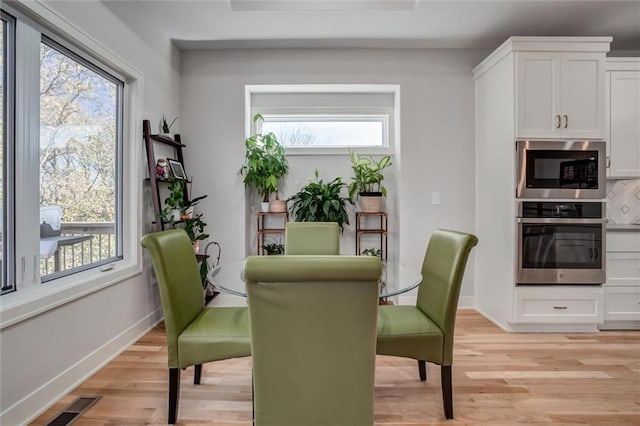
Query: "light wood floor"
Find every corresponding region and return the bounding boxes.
[32,310,640,425]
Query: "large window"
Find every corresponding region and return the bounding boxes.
[0,4,129,298]
[39,38,122,281]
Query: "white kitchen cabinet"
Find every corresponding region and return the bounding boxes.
[517,52,605,139]
[474,37,611,332]
[606,58,640,178]
[601,230,640,329]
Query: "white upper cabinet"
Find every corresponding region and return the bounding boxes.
[517,52,605,139]
[606,59,640,178]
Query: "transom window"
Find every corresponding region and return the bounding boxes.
[261,115,387,148]
[249,85,398,155]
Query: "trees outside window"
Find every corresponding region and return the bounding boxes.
[39,39,123,279]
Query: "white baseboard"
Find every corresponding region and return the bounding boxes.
[458,295,474,309]
[1,308,163,426]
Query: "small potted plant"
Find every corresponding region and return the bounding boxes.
[241,114,289,212]
[261,237,285,255]
[347,151,392,213]
[361,247,382,258]
[161,114,177,137]
[160,177,185,223]
[288,169,353,233]
[184,213,209,254]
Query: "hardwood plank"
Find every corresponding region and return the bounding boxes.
[30,310,640,425]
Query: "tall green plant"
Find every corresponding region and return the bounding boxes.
[288,169,353,232]
[241,114,289,202]
[347,151,392,201]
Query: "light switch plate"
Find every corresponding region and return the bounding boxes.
[432,192,440,205]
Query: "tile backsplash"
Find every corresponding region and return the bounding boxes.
[606,179,640,224]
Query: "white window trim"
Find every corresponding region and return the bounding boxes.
[0,0,144,329]
[245,84,400,156]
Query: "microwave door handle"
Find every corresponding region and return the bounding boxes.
[517,218,608,224]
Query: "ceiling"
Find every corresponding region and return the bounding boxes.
[127,0,640,51]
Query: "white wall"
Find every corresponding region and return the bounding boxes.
[181,48,485,304]
[0,1,179,423]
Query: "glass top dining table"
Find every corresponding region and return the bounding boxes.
[207,258,423,298]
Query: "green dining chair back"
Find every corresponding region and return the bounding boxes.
[245,255,382,426]
[284,221,340,255]
[140,229,251,424]
[376,228,478,419]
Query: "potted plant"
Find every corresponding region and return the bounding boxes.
[183,213,209,254]
[159,177,185,223]
[241,114,289,212]
[161,114,177,137]
[361,247,382,258]
[347,151,392,213]
[261,237,285,255]
[288,169,353,232]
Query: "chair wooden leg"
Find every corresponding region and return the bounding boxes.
[194,364,202,385]
[169,368,180,424]
[418,360,427,381]
[441,365,453,419]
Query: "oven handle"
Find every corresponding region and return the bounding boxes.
[517,218,608,224]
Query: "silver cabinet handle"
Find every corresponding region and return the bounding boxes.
[556,115,562,128]
[553,306,568,310]
[563,114,568,128]
[606,156,611,168]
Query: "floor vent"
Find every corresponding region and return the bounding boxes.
[46,395,101,426]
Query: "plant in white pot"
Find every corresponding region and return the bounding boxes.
[159,178,186,223]
[347,151,392,213]
[241,114,289,212]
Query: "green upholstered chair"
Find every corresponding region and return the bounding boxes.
[245,255,382,426]
[376,229,478,420]
[284,221,340,255]
[140,229,251,424]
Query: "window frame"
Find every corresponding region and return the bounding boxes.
[1,10,16,295]
[246,84,400,156]
[0,1,143,329]
[39,35,125,282]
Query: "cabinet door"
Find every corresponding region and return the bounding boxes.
[608,71,640,177]
[561,54,605,139]
[516,53,562,138]
[606,251,640,287]
[517,52,605,139]
[604,286,640,321]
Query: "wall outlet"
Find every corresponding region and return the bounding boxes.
[431,192,440,205]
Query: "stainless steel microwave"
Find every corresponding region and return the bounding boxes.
[516,140,606,199]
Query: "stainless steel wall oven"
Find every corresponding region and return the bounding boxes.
[517,201,606,285]
[516,140,606,199]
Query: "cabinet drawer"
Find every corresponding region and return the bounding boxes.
[604,286,640,321]
[607,232,640,252]
[514,289,604,324]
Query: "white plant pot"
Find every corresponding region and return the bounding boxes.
[261,202,270,212]
[360,195,383,213]
[169,209,182,222]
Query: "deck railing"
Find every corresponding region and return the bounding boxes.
[40,222,116,276]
